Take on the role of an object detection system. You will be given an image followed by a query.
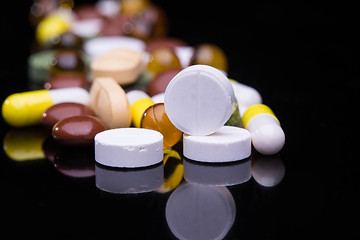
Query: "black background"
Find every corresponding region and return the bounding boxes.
[0,0,359,239]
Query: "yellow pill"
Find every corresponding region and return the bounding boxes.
[2,88,89,127]
[127,90,154,128]
[241,104,279,129]
[36,12,71,45]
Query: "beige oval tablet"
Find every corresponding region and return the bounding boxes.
[90,49,144,85]
[89,77,131,128]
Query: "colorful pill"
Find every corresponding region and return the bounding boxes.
[164,65,235,135]
[190,43,228,73]
[89,77,131,128]
[127,90,155,128]
[94,128,163,168]
[2,87,90,127]
[41,102,95,129]
[242,104,285,155]
[36,11,71,45]
[183,126,251,162]
[90,48,145,86]
[44,73,90,90]
[141,103,182,148]
[52,115,108,146]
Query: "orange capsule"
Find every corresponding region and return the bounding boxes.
[141,103,182,148]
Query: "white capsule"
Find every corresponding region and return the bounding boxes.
[229,79,262,116]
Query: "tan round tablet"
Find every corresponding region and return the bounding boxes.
[90,48,144,85]
[89,77,131,128]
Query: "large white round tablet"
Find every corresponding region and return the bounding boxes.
[94,128,163,168]
[166,183,236,240]
[164,65,235,136]
[183,126,251,162]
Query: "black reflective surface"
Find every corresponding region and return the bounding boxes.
[1,1,358,239]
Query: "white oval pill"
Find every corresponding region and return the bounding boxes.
[164,65,235,135]
[94,128,163,168]
[183,126,251,162]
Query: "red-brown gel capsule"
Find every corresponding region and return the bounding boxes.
[44,73,90,90]
[41,102,95,129]
[52,115,107,146]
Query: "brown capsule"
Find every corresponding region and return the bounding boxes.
[147,69,180,96]
[52,115,107,146]
[44,73,90,90]
[41,102,95,129]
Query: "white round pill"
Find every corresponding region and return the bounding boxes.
[164,65,235,136]
[94,128,163,168]
[183,126,251,162]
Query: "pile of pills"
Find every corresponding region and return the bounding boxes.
[2,0,285,173]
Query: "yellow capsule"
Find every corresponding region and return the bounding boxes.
[2,90,53,127]
[2,88,90,127]
[36,12,71,45]
[127,90,155,128]
[131,98,154,128]
[241,104,279,129]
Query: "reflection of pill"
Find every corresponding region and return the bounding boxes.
[157,149,183,193]
[89,77,131,128]
[90,48,144,85]
[251,153,285,187]
[3,127,49,161]
[94,128,163,168]
[164,65,235,135]
[166,183,236,240]
[183,126,251,162]
[184,157,251,186]
[242,104,285,155]
[95,162,164,194]
[2,87,89,127]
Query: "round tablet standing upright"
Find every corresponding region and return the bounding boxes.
[183,126,251,162]
[94,128,163,168]
[164,65,235,136]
